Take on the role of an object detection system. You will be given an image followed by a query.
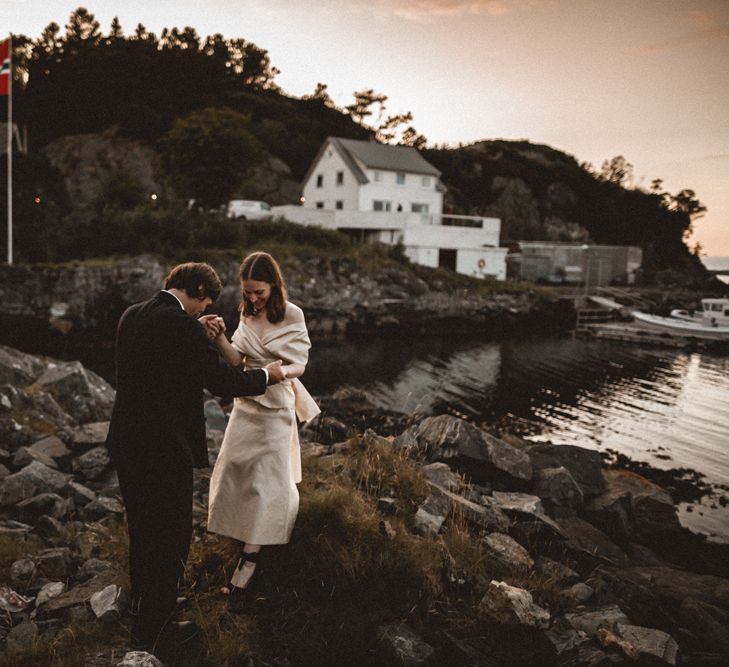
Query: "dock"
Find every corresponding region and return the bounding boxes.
[576,322,729,353]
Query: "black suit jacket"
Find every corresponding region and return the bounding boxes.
[106,291,267,469]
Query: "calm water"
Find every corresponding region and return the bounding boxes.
[305,336,729,542]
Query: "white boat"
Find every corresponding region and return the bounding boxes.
[633,298,729,340]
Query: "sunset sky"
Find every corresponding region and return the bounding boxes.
[2,0,728,255]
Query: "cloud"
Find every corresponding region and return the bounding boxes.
[625,10,729,55]
[373,0,542,22]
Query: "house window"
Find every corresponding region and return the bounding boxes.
[316,202,324,209]
[374,170,382,182]
[336,171,344,185]
[335,201,343,210]
[411,203,429,214]
[396,172,406,185]
[373,200,392,212]
[421,176,431,187]
[316,174,323,188]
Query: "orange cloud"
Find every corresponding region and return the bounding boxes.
[381,0,539,21]
[625,9,729,54]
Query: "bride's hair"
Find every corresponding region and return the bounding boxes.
[239,251,288,323]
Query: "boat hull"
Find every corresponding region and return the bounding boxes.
[633,311,729,340]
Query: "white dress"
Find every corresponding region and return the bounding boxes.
[207,318,320,544]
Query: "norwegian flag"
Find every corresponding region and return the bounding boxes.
[0,38,10,96]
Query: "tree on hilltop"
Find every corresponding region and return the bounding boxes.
[159,107,263,209]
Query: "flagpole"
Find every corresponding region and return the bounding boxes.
[6,34,11,265]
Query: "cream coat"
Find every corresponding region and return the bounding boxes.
[207,319,319,544]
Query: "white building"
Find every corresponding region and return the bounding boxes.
[276,137,507,280]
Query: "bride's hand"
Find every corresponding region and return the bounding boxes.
[199,314,225,340]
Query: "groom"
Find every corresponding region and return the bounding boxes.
[106,262,285,651]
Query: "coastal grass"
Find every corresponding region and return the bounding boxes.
[4,440,568,665]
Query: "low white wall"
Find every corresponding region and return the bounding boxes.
[403,224,499,250]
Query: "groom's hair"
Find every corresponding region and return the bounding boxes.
[164,262,222,301]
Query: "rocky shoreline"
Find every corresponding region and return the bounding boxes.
[1,344,729,665]
[0,256,572,364]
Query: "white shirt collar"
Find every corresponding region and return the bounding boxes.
[162,289,185,311]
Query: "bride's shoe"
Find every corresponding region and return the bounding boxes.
[221,551,259,598]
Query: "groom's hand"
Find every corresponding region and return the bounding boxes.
[264,360,286,385]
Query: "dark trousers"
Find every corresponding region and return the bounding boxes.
[117,457,193,647]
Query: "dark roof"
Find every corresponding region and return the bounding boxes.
[333,138,441,177]
[302,137,441,187]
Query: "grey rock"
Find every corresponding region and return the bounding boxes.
[524,443,606,497]
[77,558,113,582]
[421,462,462,491]
[33,515,65,541]
[361,428,394,451]
[679,597,729,654]
[204,399,227,431]
[83,495,124,520]
[67,605,94,624]
[0,460,70,506]
[36,547,72,579]
[17,492,69,522]
[491,491,564,534]
[38,569,119,618]
[34,361,115,424]
[6,620,39,653]
[36,581,65,607]
[0,345,45,385]
[27,435,72,463]
[482,532,534,571]
[90,584,126,619]
[431,484,511,533]
[13,445,59,469]
[556,516,630,566]
[72,446,110,481]
[562,582,594,604]
[532,466,584,509]
[480,580,550,628]
[10,558,37,588]
[68,480,96,506]
[0,463,9,479]
[544,619,590,655]
[206,428,225,466]
[415,415,532,481]
[564,604,631,637]
[71,421,110,450]
[376,622,435,666]
[587,469,680,539]
[534,556,580,584]
[413,506,445,536]
[616,624,679,665]
[116,651,165,667]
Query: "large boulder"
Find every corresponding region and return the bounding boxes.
[586,468,680,540]
[532,466,584,510]
[524,443,606,497]
[0,461,70,506]
[414,415,532,482]
[0,345,45,386]
[33,361,115,424]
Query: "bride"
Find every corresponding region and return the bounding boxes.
[203,251,319,602]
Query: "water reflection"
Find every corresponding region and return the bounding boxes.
[306,336,729,541]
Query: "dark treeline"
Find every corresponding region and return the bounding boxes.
[0,7,713,284]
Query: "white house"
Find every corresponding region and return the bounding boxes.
[275,137,508,280]
[301,137,444,216]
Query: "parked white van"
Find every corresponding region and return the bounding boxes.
[226,200,272,221]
